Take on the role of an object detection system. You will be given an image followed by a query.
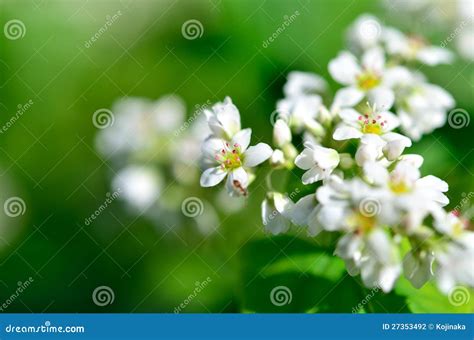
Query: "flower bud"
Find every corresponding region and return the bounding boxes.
[273,119,292,147]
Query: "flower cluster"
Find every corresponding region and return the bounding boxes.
[95,96,222,234]
[199,14,472,294]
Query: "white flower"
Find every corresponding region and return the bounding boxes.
[200,128,272,196]
[204,97,241,140]
[261,193,294,235]
[96,96,185,159]
[291,174,403,291]
[433,210,470,239]
[112,165,163,211]
[273,119,292,147]
[383,28,454,66]
[333,106,412,162]
[336,230,402,292]
[269,149,285,167]
[295,142,340,184]
[394,80,455,141]
[329,48,396,109]
[363,160,449,229]
[276,95,324,135]
[347,14,383,52]
[283,71,327,98]
[431,213,474,293]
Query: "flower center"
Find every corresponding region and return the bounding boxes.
[358,113,387,135]
[347,211,376,233]
[407,35,426,57]
[215,142,243,170]
[356,71,380,90]
[389,180,411,194]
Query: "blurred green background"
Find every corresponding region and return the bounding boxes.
[0,0,472,313]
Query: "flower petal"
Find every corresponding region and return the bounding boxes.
[333,126,363,140]
[362,47,385,73]
[243,143,273,167]
[302,166,325,184]
[291,194,316,226]
[368,87,395,110]
[333,87,365,108]
[200,167,227,187]
[295,148,315,170]
[328,51,361,85]
[231,128,252,152]
[225,167,249,196]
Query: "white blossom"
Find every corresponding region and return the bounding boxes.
[329,48,396,109]
[261,193,294,235]
[295,142,340,184]
[384,27,454,66]
[200,128,272,196]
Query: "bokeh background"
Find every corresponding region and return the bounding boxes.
[0,0,473,313]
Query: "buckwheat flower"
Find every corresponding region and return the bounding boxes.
[96,95,185,159]
[276,95,325,135]
[435,239,474,293]
[383,28,454,66]
[394,80,455,141]
[200,129,272,196]
[432,211,474,293]
[363,160,449,223]
[347,14,384,52]
[295,142,340,185]
[336,229,402,292]
[283,71,327,98]
[328,47,395,109]
[333,106,412,161]
[273,119,292,148]
[261,192,295,235]
[112,165,163,211]
[293,175,402,291]
[204,97,241,140]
